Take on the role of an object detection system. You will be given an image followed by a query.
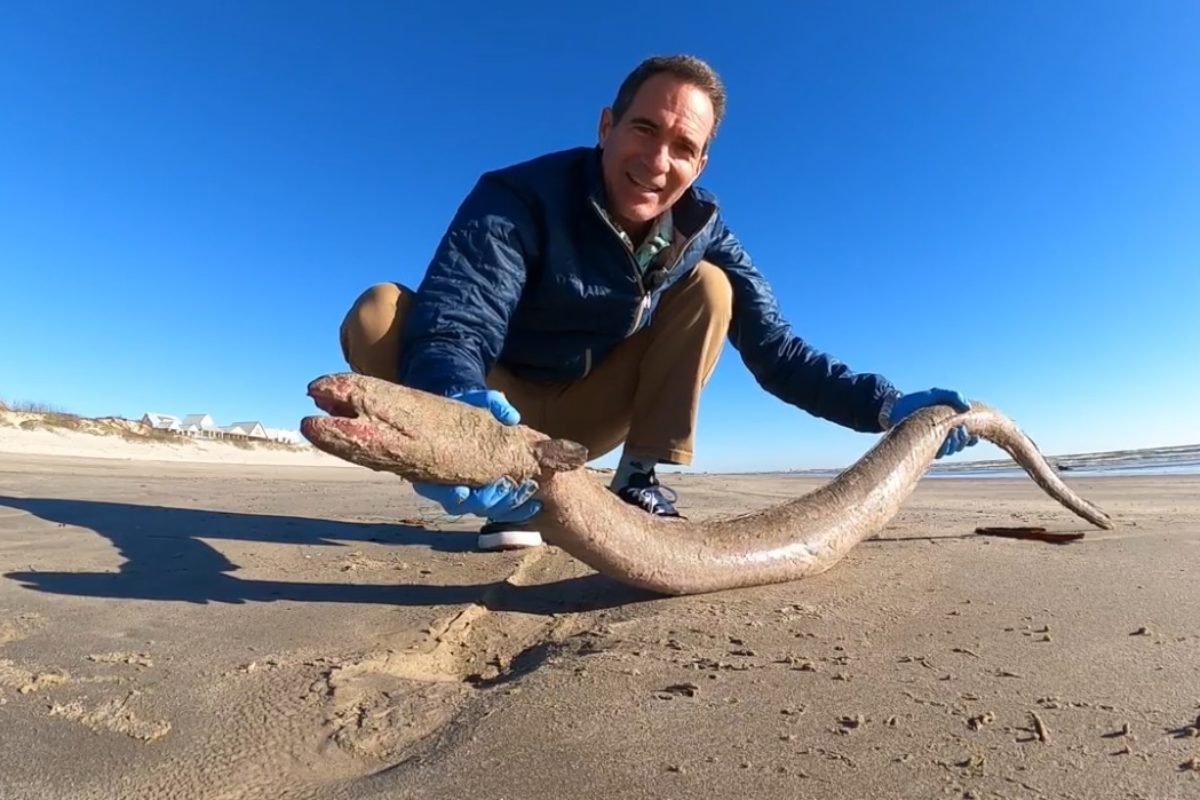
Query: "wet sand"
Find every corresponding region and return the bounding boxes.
[1,454,1197,799]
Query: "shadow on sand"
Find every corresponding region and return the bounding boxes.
[0,496,655,612]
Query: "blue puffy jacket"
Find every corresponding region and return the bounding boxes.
[397,146,897,433]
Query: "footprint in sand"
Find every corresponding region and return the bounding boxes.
[315,549,591,761]
[0,658,70,694]
[0,612,45,646]
[49,690,171,742]
[2,623,166,742]
[0,615,70,696]
[87,652,154,668]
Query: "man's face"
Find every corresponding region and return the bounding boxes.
[598,73,713,236]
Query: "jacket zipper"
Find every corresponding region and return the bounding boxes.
[628,294,651,335]
[627,220,709,334]
[589,197,714,336]
[590,198,645,288]
[590,198,648,335]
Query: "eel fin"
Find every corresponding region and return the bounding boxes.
[533,439,589,472]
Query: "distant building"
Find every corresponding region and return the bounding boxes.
[141,413,181,432]
[264,427,305,445]
[139,410,303,445]
[179,413,218,438]
[222,421,267,439]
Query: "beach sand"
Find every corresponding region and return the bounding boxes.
[1,448,1197,799]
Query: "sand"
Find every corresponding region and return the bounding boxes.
[1,447,1198,799]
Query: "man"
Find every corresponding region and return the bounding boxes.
[340,54,976,551]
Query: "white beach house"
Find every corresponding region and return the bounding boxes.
[140,413,181,432]
[222,421,268,439]
[140,411,301,443]
[179,413,219,438]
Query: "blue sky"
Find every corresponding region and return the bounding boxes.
[2,2,1197,472]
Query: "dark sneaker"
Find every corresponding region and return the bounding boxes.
[477,520,543,551]
[615,471,681,517]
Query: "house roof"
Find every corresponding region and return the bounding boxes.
[224,421,266,435]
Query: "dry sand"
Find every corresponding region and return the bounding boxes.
[1,449,1198,800]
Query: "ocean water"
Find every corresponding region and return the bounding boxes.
[926,462,1200,479]
[788,446,1200,480]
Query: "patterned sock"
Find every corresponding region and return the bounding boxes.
[611,451,655,490]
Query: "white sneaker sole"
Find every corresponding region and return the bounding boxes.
[477,529,543,551]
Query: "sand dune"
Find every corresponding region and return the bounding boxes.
[0,408,356,468]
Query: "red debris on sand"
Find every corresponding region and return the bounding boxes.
[974,526,1086,544]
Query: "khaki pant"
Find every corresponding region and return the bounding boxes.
[339,262,732,466]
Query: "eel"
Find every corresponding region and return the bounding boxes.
[300,372,1114,596]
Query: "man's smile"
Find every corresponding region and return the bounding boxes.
[626,172,664,193]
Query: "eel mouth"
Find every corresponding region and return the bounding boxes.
[300,374,435,478]
[300,374,375,447]
[309,386,359,420]
[306,374,366,420]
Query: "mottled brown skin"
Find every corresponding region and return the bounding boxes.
[302,373,1114,596]
[301,374,584,485]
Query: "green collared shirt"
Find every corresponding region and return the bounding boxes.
[598,207,675,276]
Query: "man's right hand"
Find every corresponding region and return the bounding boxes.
[411,389,542,523]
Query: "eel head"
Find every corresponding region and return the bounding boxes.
[299,373,420,465]
[299,373,589,479]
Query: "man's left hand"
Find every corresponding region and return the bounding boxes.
[888,388,979,459]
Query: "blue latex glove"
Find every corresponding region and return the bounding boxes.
[889,388,979,459]
[411,389,542,523]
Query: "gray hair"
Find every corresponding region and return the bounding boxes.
[611,54,727,146]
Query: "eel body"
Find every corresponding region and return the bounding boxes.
[301,373,1114,596]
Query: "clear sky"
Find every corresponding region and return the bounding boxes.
[2,2,1197,473]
